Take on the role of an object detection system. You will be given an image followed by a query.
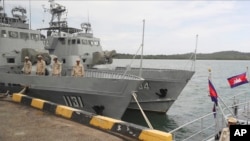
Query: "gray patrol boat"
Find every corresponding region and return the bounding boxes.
[0,1,144,119]
[39,0,195,114]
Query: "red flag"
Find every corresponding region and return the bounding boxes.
[227,72,248,88]
[208,79,218,105]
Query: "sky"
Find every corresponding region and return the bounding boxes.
[2,0,250,55]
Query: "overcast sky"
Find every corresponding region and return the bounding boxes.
[2,0,250,55]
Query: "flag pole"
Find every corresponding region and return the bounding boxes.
[208,68,220,138]
[245,66,249,111]
[209,69,235,116]
[208,68,212,80]
[247,66,249,76]
[247,66,249,87]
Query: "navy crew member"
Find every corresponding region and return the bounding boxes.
[52,56,62,76]
[219,117,237,141]
[23,56,32,75]
[36,55,46,75]
[71,58,84,77]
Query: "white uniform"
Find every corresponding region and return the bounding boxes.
[36,60,46,75]
[72,63,84,77]
[219,127,229,141]
[23,60,32,75]
[52,61,62,76]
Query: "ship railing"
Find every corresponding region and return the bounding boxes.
[220,92,250,125]
[85,70,142,80]
[169,92,250,141]
[169,112,220,141]
[221,91,250,120]
[115,66,194,81]
[115,66,194,72]
[0,16,20,25]
[221,100,250,122]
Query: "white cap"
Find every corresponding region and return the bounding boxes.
[25,56,29,59]
[76,58,81,61]
[38,55,42,58]
[227,117,237,123]
[54,56,58,59]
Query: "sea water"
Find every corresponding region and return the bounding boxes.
[111,59,250,140]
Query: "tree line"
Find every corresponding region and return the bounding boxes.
[114,51,250,60]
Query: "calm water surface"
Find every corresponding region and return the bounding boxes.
[109,59,250,135]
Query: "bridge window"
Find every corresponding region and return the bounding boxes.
[1,30,7,37]
[68,39,71,45]
[9,31,18,38]
[89,40,94,46]
[77,39,80,44]
[82,39,87,45]
[59,38,66,45]
[72,39,76,44]
[20,32,29,40]
[93,41,99,46]
[30,34,39,40]
[88,40,99,46]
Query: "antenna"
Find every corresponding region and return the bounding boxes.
[2,0,5,14]
[87,10,89,23]
[139,19,145,77]
[29,0,31,29]
[194,34,198,70]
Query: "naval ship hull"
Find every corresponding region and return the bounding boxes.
[114,68,195,113]
[0,71,143,119]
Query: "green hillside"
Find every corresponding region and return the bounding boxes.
[114,51,250,60]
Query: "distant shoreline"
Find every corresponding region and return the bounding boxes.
[114,51,250,60]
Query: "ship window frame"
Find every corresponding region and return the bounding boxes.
[82,39,87,45]
[89,40,94,46]
[1,30,7,38]
[7,58,15,63]
[20,32,29,40]
[30,33,39,40]
[72,39,76,44]
[59,38,66,45]
[93,40,99,46]
[77,39,81,44]
[8,31,18,38]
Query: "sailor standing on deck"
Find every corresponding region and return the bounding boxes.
[71,58,84,77]
[52,56,61,76]
[219,117,237,141]
[23,56,32,75]
[36,55,46,76]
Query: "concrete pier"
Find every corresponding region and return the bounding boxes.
[0,93,172,141]
[0,98,126,141]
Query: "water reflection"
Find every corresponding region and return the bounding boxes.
[122,109,178,132]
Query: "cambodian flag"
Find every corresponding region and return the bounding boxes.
[208,79,218,105]
[227,72,248,88]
